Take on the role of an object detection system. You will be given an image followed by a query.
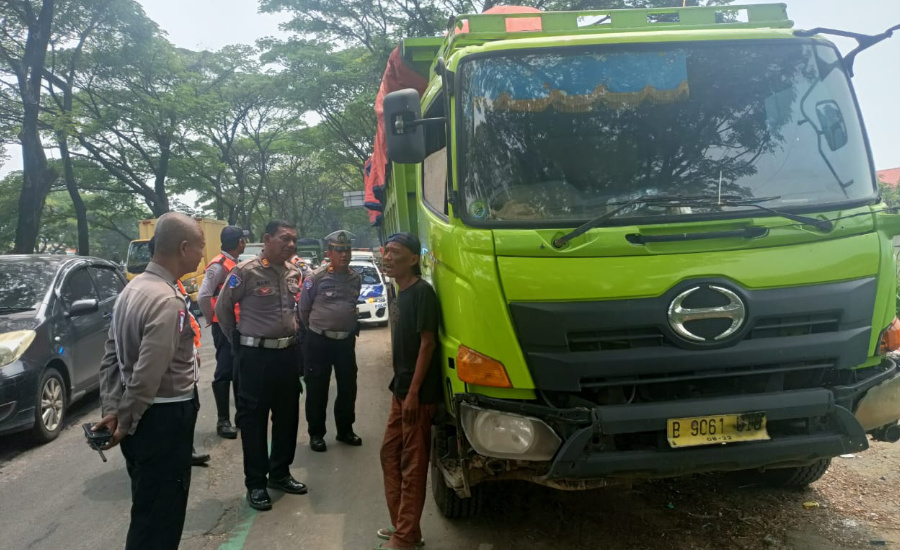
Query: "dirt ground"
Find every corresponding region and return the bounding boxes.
[460,439,900,550]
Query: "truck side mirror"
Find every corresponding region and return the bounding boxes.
[384,89,426,164]
[815,100,848,151]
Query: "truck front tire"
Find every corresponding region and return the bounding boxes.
[745,458,831,488]
[431,458,484,518]
[431,427,483,518]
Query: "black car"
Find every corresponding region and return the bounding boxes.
[0,255,125,443]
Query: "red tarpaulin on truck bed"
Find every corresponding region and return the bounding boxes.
[364,47,428,226]
[365,6,543,226]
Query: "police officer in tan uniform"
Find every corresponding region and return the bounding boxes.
[300,230,363,452]
[95,213,205,550]
[215,219,307,511]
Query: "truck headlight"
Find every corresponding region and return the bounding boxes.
[367,295,387,303]
[460,403,561,461]
[0,330,36,368]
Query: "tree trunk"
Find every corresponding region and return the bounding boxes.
[152,144,171,215]
[57,135,89,255]
[14,123,57,253]
[11,0,57,254]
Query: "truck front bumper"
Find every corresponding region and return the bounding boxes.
[455,359,899,483]
[546,388,865,480]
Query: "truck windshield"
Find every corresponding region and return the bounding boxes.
[457,41,875,225]
[126,241,151,274]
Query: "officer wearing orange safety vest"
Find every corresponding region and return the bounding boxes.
[198,226,248,439]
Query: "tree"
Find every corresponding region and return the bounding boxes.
[43,0,127,255]
[0,0,58,253]
[174,62,307,236]
[879,179,900,211]
[71,33,205,216]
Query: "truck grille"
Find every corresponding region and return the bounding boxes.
[509,278,876,394]
[568,312,843,352]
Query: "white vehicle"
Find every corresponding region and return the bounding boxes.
[351,260,389,327]
[238,243,263,262]
[352,249,392,284]
[352,249,376,263]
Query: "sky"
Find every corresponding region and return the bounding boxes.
[1,0,898,177]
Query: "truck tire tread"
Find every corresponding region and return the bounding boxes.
[756,458,831,488]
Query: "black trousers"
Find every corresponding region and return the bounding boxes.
[304,331,357,437]
[211,322,235,384]
[120,398,198,550]
[234,345,301,489]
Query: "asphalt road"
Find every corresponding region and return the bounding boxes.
[0,325,502,550]
[2,324,897,550]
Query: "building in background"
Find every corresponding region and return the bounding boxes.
[878,168,900,187]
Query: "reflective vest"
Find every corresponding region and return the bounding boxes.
[206,253,239,324]
[176,280,202,350]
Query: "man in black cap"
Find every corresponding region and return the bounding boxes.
[198,225,248,439]
[378,232,440,550]
[300,230,363,452]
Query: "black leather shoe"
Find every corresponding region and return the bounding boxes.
[268,475,308,495]
[191,447,210,466]
[216,420,238,439]
[310,436,327,452]
[246,488,272,511]
[336,432,363,446]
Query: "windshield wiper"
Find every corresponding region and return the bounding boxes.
[553,194,831,248]
[553,194,652,248]
[656,195,833,232]
[0,306,36,314]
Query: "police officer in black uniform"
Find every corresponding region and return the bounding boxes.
[300,230,363,452]
[215,220,307,511]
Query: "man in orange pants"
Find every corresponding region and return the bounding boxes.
[376,233,441,550]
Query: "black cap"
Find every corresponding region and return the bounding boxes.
[221,226,249,248]
[385,232,421,255]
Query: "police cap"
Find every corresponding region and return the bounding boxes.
[221,225,250,249]
[324,230,355,251]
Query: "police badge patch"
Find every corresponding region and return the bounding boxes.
[228,274,241,288]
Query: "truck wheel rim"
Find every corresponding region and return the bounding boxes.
[41,378,63,431]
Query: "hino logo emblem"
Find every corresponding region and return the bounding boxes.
[668,285,746,342]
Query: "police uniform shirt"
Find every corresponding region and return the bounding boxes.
[197,250,237,322]
[98,262,197,435]
[300,266,361,333]
[215,256,301,340]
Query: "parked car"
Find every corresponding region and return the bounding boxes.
[238,242,264,262]
[350,260,389,327]
[0,255,125,442]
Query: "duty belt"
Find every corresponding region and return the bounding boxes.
[310,327,353,340]
[239,335,297,349]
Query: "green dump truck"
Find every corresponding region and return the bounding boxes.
[373,4,900,518]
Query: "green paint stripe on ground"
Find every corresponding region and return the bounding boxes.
[216,388,306,550]
[217,507,257,550]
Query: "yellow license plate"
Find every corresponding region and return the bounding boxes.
[667,412,769,448]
